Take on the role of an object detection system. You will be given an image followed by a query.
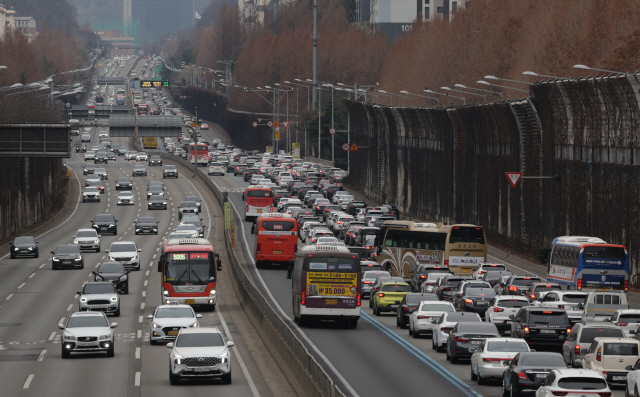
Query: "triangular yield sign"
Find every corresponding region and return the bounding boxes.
[282,121,289,127]
[258,118,262,122]
[350,142,359,151]
[505,172,523,188]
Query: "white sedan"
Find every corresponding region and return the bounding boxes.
[470,337,530,384]
[117,191,135,205]
[409,301,455,338]
[432,312,483,352]
[174,224,199,238]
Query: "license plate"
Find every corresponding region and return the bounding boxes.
[193,367,210,372]
[272,250,282,254]
[470,340,481,344]
[168,331,179,336]
[540,330,556,334]
[77,342,95,346]
[326,299,337,304]
[257,209,262,213]
[535,373,547,379]
[390,304,398,308]
[613,376,626,381]
[91,306,108,309]
[477,302,488,306]
[185,299,195,304]
[461,268,471,273]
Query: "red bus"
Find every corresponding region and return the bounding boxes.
[250,214,298,268]
[158,238,221,310]
[188,143,209,167]
[137,104,149,115]
[244,186,273,221]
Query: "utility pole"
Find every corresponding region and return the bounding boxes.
[331,86,334,163]
[272,87,276,152]
[317,88,321,159]
[311,0,318,110]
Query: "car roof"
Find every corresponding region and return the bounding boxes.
[156,304,193,310]
[592,337,639,343]
[496,295,529,300]
[178,326,222,335]
[380,281,409,286]
[70,311,105,317]
[85,281,114,286]
[552,368,604,379]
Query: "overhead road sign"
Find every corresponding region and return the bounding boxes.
[140,80,170,88]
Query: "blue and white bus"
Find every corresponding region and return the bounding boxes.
[547,236,629,292]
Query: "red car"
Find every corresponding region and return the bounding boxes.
[89,180,105,193]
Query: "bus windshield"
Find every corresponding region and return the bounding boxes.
[449,226,485,244]
[261,220,295,231]
[583,246,626,260]
[165,252,214,285]
[383,229,446,250]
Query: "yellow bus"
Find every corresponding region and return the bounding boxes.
[374,221,447,278]
[438,224,487,275]
[143,137,158,149]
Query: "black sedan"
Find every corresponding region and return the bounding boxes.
[134,217,159,235]
[396,293,438,329]
[178,201,198,219]
[446,322,500,363]
[456,287,496,316]
[502,352,567,397]
[148,195,167,210]
[51,244,84,270]
[91,214,118,235]
[115,177,133,190]
[93,261,129,294]
[149,155,163,166]
[10,236,39,259]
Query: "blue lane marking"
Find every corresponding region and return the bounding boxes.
[157,138,165,152]
[361,312,483,397]
[229,174,248,187]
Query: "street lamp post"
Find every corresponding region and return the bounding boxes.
[378,90,415,106]
[292,79,311,106]
[522,71,571,80]
[573,64,632,76]
[425,89,466,105]
[441,86,486,103]
[483,75,531,96]
[454,84,503,100]
[477,80,530,96]
[399,90,440,106]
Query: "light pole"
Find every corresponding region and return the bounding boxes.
[441,86,485,103]
[400,90,440,106]
[483,75,531,96]
[522,71,571,80]
[425,89,466,105]
[378,90,415,106]
[288,80,309,106]
[454,83,503,100]
[276,83,298,153]
[477,80,530,96]
[573,64,632,76]
[0,66,7,70]
[311,0,318,110]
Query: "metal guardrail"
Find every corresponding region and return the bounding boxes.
[154,150,347,397]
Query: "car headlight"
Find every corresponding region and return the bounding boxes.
[94,239,99,244]
[80,297,87,303]
[209,289,216,296]
[219,352,229,363]
[116,184,120,186]
[75,258,82,262]
[174,357,182,365]
[110,224,115,227]
[110,296,118,302]
[64,335,76,341]
[99,334,110,340]
[152,322,161,329]
[119,274,127,282]
[28,247,33,251]
[74,240,79,244]
[163,290,169,296]
[53,258,60,261]
[188,322,199,328]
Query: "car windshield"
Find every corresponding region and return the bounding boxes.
[83,284,115,294]
[520,354,566,367]
[619,314,640,323]
[165,166,177,170]
[56,245,79,254]
[497,299,529,308]
[512,278,540,286]
[176,333,224,347]
[14,237,34,244]
[579,327,625,343]
[528,311,567,325]
[562,294,587,304]
[364,271,390,280]
[420,303,454,312]
[138,217,156,223]
[180,202,196,208]
[119,192,133,197]
[185,196,200,202]
[94,215,114,222]
[534,285,561,292]
[66,316,109,328]
[556,377,608,390]
[155,308,194,319]
[486,341,529,352]
[117,178,130,183]
[110,243,136,253]
[134,165,145,170]
[76,231,97,238]
[98,263,124,273]
[603,343,638,355]
[466,288,496,297]
[380,284,411,292]
[176,225,197,231]
[445,313,482,322]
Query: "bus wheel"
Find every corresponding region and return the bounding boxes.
[348,319,358,329]
[298,315,307,327]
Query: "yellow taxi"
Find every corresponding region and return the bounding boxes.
[371,281,411,316]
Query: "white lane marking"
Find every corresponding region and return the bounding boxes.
[17,283,25,289]
[88,272,93,278]
[135,347,140,359]
[217,305,261,397]
[39,263,46,269]
[37,349,47,361]
[5,294,13,300]
[95,263,99,268]
[59,317,65,324]
[149,262,153,267]
[73,294,78,299]
[82,281,87,287]
[155,247,159,252]
[144,280,148,287]
[138,316,143,323]
[23,374,34,389]
[140,302,145,310]
[152,254,156,259]
[228,199,360,397]
[29,273,36,279]
[145,270,150,276]
[142,291,146,297]
[137,330,141,338]
[66,304,73,311]
[135,372,141,386]
[48,332,56,341]
[101,255,105,260]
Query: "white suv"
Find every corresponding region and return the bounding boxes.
[59,311,117,358]
[106,241,141,271]
[484,295,529,335]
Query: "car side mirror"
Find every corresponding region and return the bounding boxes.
[36,241,39,244]
[509,315,515,320]
[138,249,142,252]
[630,330,636,335]
[627,365,634,371]
[72,236,76,238]
[226,341,235,347]
[51,251,55,255]
[110,323,118,328]
[58,324,65,330]
[215,253,222,271]
[166,342,174,348]
[76,291,81,295]
[147,315,153,320]
[604,318,610,322]
[529,349,535,352]
[196,314,203,318]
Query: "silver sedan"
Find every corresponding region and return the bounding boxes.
[148,304,201,344]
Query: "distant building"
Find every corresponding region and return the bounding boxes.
[14,17,36,41]
[132,0,193,45]
[0,6,15,40]
[356,0,466,41]
[96,29,140,56]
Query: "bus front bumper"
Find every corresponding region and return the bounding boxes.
[300,306,361,319]
[163,296,217,306]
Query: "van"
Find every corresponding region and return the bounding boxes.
[580,291,629,322]
[583,337,640,385]
[287,245,361,328]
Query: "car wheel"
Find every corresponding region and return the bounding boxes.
[470,367,477,381]
[83,199,86,202]
[150,338,157,345]
[436,342,445,352]
[107,343,115,357]
[502,379,510,397]
[477,374,485,385]
[450,352,458,364]
[113,307,120,317]
[412,329,420,339]
[222,371,232,385]
[10,253,15,259]
[432,337,437,350]
[446,346,451,361]
[634,385,639,397]
[373,306,379,316]
[113,228,117,235]
[396,317,401,327]
[124,285,129,295]
[510,383,520,397]
[61,346,71,359]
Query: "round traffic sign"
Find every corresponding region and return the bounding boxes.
[329,127,336,135]
[275,126,280,132]
[342,143,350,151]
[252,121,258,127]
[267,121,273,127]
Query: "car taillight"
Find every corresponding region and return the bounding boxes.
[464,299,473,304]
[625,280,629,292]
[516,371,527,380]
[270,206,273,213]
[363,281,372,284]
[454,336,469,342]
[551,391,568,396]
[301,291,306,306]
[482,358,510,362]
[557,305,564,309]
[257,243,261,254]
[509,286,518,291]
[566,328,571,333]
[444,260,449,267]
[577,278,582,290]
[598,393,612,397]
[403,307,410,312]
[617,321,629,326]
[596,347,601,361]
[477,270,485,274]
[574,345,581,355]
[441,327,453,334]
[246,204,249,212]
[493,307,504,312]
[530,294,536,300]
[378,293,385,297]
[523,327,530,335]
[442,287,451,291]
[357,291,361,307]
[417,315,430,319]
